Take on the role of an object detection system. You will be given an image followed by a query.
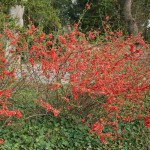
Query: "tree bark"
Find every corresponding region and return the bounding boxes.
[9,5,24,27]
[119,0,138,36]
[5,5,24,71]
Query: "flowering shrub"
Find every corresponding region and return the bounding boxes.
[0,32,22,119]
[0,19,149,144]
[0,25,23,144]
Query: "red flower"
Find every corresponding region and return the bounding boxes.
[0,139,4,145]
[53,109,59,117]
[66,105,71,110]
[46,41,53,46]
[15,110,22,118]
[29,58,34,66]
[92,122,103,135]
[5,89,11,98]
[100,135,106,144]
[144,117,150,128]
[58,36,66,44]
[106,16,109,21]
[0,90,4,96]
[53,83,61,90]
[130,44,134,53]
[40,33,45,40]
[86,2,90,10]
[62,97,70,103]
[81,119,85,123]
[48,34,53,39]
[30,25,35,30]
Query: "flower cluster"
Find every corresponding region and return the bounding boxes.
[144,117,150,128]
[35,100,60,117]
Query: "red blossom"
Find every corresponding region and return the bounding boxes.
[58,36,66,44]
[81,119,85,123]
[38,100,59,117]
[48,34,53,39]
[86,2,90,10]
[0,90,4,96]
[62,97,70,103]
[29,25,36,30]
[91,122,103,135]
[0,139,4,145]
[66,105,71,110]
[144,117,150,128]
[15,110,22,118]
[29,58,34,66]
[53,83,61,90]
[46,41,53,45]
[130,44,135,53]
[40,33,45,40]
[5,89,11,98]
[52,109,60,117]
[106,16,109,21]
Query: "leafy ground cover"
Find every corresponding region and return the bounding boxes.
[0,88,149,150]
[0,110,149,150]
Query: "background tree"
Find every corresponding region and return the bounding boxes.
[119,0,138,35]
[131,0,150,40]
[54,0,150,38]
[24,0,61,33]
[54,0,126,32]
[0,0,149,39]
[0,0,61,33]
[132,0,150,31]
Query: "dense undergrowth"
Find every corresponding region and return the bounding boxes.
[0,90,149,150]
[1,116,149,150]
[0,87,149,149]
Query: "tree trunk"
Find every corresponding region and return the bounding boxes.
[9,5,24,27]
[119,0,138,36]
[5,5,24,71]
